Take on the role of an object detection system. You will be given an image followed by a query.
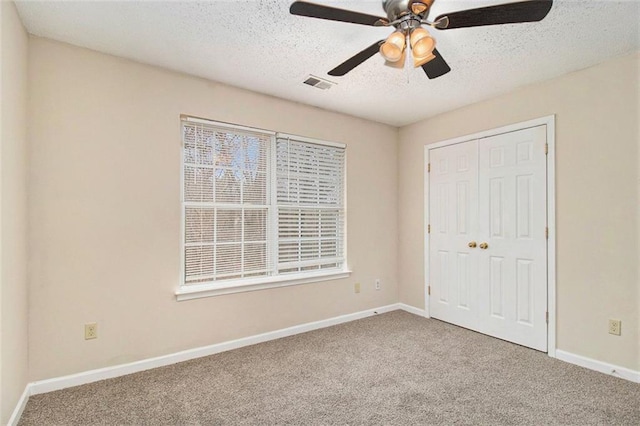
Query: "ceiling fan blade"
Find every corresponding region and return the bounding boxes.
[435,0,553,30]
[328,41,384,76]
[290,1,388,26]
[421,48,451,79]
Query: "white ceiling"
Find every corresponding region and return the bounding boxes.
[15,1,640,127]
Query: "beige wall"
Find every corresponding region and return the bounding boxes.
[0,1,29,423]
[399,52,640,370]
[27,37,399,381]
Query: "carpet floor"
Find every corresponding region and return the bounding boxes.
[19,311,640,425]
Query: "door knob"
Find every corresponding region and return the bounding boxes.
[479,242,489,249]
[468,241,477,248]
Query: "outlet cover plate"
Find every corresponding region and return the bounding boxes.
[85,323,98,340]
[608,319,621,336]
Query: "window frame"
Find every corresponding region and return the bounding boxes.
[177,115,350,301]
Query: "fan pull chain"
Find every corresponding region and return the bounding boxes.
[404,45,411,84]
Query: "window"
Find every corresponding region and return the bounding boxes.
[180,116,347,299]
[276,136,345,274]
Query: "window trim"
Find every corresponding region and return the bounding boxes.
[177,115,348,301]
[276,132,345,149]
[181,114,276,136]
[176,269,352,301]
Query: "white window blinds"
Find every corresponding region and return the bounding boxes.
[181,118,346,288]
[276,137,346,274]
[183,121,272,284]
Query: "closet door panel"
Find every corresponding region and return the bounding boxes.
[429,140,480,330]
[477,126,547,351]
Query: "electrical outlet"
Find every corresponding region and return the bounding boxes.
[85,323,98,340]
[354,282,361,294]
[608,319,621,336]
[375,279,381,290]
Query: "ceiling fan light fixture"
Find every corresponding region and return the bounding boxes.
[379,31,406,63]
[384,51,406,69]
[413,52,436,67]
[409,0,431,15]
[410,27,436,67]
[410,28,435,57]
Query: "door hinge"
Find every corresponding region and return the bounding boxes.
[545,311,549,324]
[428,285,431,296]
[427,163,431,173]
[545,227,549,239]
[427,224,431,234]
[545,143,548,155]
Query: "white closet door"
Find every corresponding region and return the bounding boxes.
[477,126,547,351]
[428,125,548,352]
[428,140,480,330]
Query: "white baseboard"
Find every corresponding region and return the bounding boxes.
[399,303,428,317]
[7,385,30,426]
[29,303,401,396]
[555,350,640,383]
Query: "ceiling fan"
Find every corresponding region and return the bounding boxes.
[290,0,553,79]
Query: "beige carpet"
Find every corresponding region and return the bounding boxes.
[19,311,640,425]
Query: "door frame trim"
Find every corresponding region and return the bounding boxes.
[423,115,556,357]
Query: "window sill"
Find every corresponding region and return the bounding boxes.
[175,269,352,301]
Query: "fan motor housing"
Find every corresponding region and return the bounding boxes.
[383,0,434,21]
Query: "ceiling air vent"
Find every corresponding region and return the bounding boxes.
[303,75,335,90]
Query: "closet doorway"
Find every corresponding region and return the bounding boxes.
[424,117,556,353]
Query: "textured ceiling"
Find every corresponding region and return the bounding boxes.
[15,1,640,126]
